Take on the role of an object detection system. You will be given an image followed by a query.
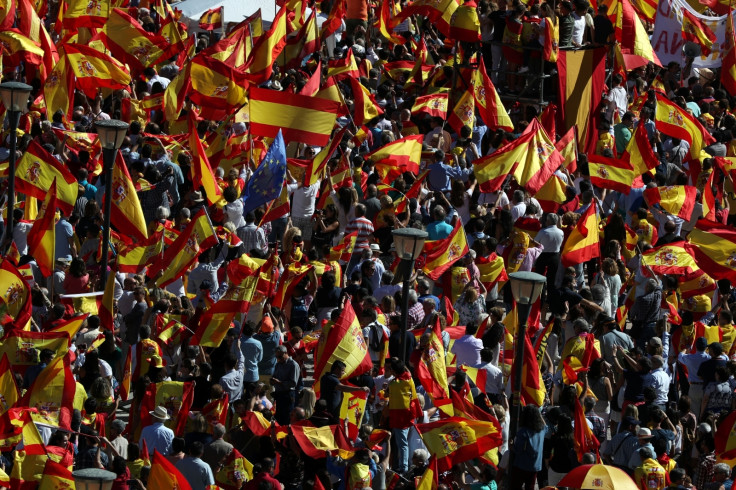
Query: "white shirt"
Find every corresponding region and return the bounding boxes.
[571,12,586,45]
[224,200,245,229]
[451,335,483,367]
[646,367,670,406]
[678,351,709,382]
[288,182,320,219]
[474,362,504,394]
[535,225,565,253]
[607,86,628,119]
[12,221,33,255]
[477,191,510,208]
[510,202,526,222]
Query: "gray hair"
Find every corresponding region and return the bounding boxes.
[213,424,226,439]
[546,214,559,227]
[715,463,731,475]
[412,448,430,463]
[155,206,170,220]
[416,279,430,292]
[573,318,590,333]
[179,208,191,219]
[408,289,419,304]
[638,447,654,460]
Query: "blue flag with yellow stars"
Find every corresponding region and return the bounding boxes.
[242,130,287,215]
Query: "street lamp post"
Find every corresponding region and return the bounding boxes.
[72,468,117,490]
[0,82,33,250]
[94,119,129,287]
[507,271,547,441]
[390,227,428,363]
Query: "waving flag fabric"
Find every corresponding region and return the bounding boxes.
[110,152,148,242]
[687,220,736,282]
[655,94,714,158]
[723,9,736,94]
[64,43,131,95]
[150,450,192,490]
[101,9,172,74]
[0,259,31,328]
[25,179,56,276]
[422,221,469,280]
[642,241,699,276]
[242,130,287,214]
[643,185,697,220]
[681,9,717,55]
[18,353,76,430]
[414,416,503,472]
[15,140,77,215]
[561,201,600,267]
[588,155,636,194]
[198,6,223,30]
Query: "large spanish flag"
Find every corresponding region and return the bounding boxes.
[146,210,218,287]
[561,201,600,267]
[312,302,372,394]
[110,152,148,242]
[100,9,172,75]
[366,134,423,179]
[394,0,458,37]
[149,451,192,490]
[61,0,108,28]
[0,259,31,330]
[687,219,736,282]
[557,48,607,154]
[64,43,131,95]
[18,353,76,430]
[681,8,716,55]
[25,179,56,276]
[472,58,513,131]
[421,221,469,280]
[245,6,287,83]
[655,94,715,158]
[415,417,502,472]
[622,123,657,176]
[43,54,74,119]
[117,231,164,273]
[198,6,223,30]
[249,87,340,146]
[588,155,636,194]
[15,140,77,215]
[643,185,697,220]
[189,54,249,117]
[642,241,699,276]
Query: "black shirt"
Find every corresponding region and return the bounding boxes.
[389,330,416,362]
[320,372,343,416]
[593,15,614,45]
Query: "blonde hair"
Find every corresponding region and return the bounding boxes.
[299,388,317,418]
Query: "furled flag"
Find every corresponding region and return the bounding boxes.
[312,302,372,394]
[25,178,56,276]
[15,140,78,215]
[421,221,469,280]
[242,129,287,214]
[643,185,698,220]
[188,110,223,206]
[561,201,600,267]
[655,93,715,158]
[687,219,736,282]
[248,87,340,146]
[414,416,502,472]
[199,6,223,30]
[149,450,192,490]
[642,241,700,276]
[511,332,546,406]
[681,8,717,55]
[146,210,218,287]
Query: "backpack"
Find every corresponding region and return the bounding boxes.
[290,295,309,328]
[368,323,383,352]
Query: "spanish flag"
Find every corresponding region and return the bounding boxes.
[574,396,600,460]
[39,460,74,490]
[655,94,715,158]
[215,449,253,489]
[327,48,359,80]
[199,6,223,30]
[192,276,260,348]
[534,174,568,213]
[249,87,340,146]
[189,54,249,118]
[150,450,192,490]
[416,457,439,490]
[46,313,89,338]
[561,201,600,267]
[0,330,69,374]
[15,140,77,215]
[449,0,480,42]
[614,0,660,66]
[272,263,313,310]
[119,348,132,402]
[622,123,657,176]
[243,411,271,436]
[411,92,449,119]
[688,220,736,282]
[557,48,607,154]
[188,111,223,206]
[556,126,577,171]
[0,259,31,330]
[246,6,287,84]
[304,127,346,187]
[282,11,319,69]
[723,9,736,95]
[588,155,636,194]
[643,185,697,220]
[64,43,131,95]
[43,54,74,120]
[448,86,475,135]
[0,355,18,416]
[416,318,450,400]
[681,8,716,55]
[25,178,56,276]
[511,331,546,407]
[394,0,458,37]
[201,393,229,432]
[339,389,368,440]
[290,422,354,458]
[472,58,513,131]
[139,382,194,437]
[349,77,383,127]
[19,353,76,430]
[329,232,358,263]
[421,221,469,280]
[61,0,108,28]
[680,269,717,299]
[387,372,423,428]
[100,9,171,75]
[414,416,502,472]
[375,0,405,44]
[9,410,48,488]
[117,231,164,273]
[146,209,218,288]
[312,302,372,394]
[110,152,148,242]
[642,241,700,276]
[156,316,188,347]
[366,134,423,179]
[476,253,507,290]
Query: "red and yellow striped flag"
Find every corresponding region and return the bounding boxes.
[415,417,502,472]
[101,8,171,75]
[139,382,194,437]
[18,353,76,430]
[416,318,449,400]
[110,152,148,242]
[588,155,637,194]
[64,43,131,95]
[416,457,438,490]
[0,355,18,416]
[327,47,359,80]
[328,231,358,263]
[643,185,697,220]
[476,253,507,290]
[15,140,78,215]
[655,93,715,158]
[643,241,700,276]
[149,450,192,490]
[188,110,223,206]
[198,6,223,30]
[687,220,736,282]
[681,9,716,55]
[622,123,657,176]
[189,54,249,118]
[0,259,31,328]
[472,58,512,131]
[448,86,475,135]
[348,77,383,127]
[723,9,736,94]
[561,201,600,267]
[245,6,287,84]
[9,410,48,488]
[511,331,546,406]
[248,87,340,146]
[61,0,108,28]
[411,92,449,119]
[215,449,253,489]
[39,460,74,490]
[422,221,469,280]
[117,231,164,273]
[367,134,424,179]
[25,179,56,276]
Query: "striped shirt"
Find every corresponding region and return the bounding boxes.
[345,217,374,251]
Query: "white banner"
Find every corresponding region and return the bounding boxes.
[651,0,731,68]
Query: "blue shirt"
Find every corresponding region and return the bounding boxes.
[512,426,547,472]
[427,220,453,240]
[427,162,471,192]
[240,336,263,383]
[79,180,97,201]
[175,456,214,490]
[254,331,281,375]
[54,219,74,260]
[139,422,174,456]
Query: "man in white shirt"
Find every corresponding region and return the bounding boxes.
[607,73,628,121]
[678,336,710,412]
[534,214,565,289]
[287,174,320,248]
[475,348,505,403]
[510,190,526,222]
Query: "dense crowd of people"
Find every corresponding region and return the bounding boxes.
[1,0,736,488]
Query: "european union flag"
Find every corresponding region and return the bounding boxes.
[242,130,287,215]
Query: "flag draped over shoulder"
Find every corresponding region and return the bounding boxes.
[248,87,339,146]
[312,302,372,394]
[414,417,503,472]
